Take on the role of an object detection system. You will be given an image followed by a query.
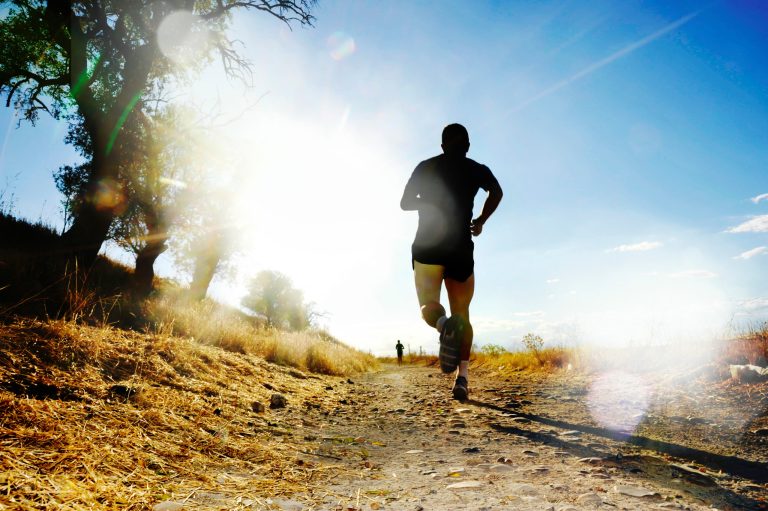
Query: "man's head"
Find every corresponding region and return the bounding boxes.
[441,123,470,156]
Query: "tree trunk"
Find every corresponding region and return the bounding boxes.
[133,236,168,299]
[61,23,156,271]
[189,250,221,301]
[60,197,115,270]
[131,204,168,299]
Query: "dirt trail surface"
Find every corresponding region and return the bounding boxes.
[184,364,767,511]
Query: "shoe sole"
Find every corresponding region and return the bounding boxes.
[452,385,468,401]
[439,319,463,374]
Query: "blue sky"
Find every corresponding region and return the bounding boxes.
[1,1,766,355]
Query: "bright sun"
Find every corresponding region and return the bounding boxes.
[207,107,410,332]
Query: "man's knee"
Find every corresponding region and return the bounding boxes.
[421,301,446,327]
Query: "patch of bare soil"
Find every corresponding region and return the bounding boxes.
[214,364,767,511]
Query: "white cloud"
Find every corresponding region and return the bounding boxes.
[738,297,768,312]
[751,193,768,204]
[668,270,717,279]
[727,215,768,233]
[546,278,560,284]
[734,246,768,260]
[607,241,663,253]
[513,311,546,318]
[473,317,529,331]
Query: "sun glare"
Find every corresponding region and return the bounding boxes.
[157,11,210,67]
[204,108,409,336]
[587,370,650,434]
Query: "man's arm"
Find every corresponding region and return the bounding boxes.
[400,166,422,211]
[471,175,503,236]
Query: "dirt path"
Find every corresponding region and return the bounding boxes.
[188,364,767,511]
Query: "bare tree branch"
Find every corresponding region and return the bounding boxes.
[200,0,316,27]
[6,79,30,107]
[216,39,253,85]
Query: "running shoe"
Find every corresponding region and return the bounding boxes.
[452,376,469,401]
[439,315,464,373]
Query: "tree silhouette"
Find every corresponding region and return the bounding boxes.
[241,270,313,330]
[0,0,315,269]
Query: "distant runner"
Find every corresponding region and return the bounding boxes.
[400,123,503,400]
[396,340,405,365]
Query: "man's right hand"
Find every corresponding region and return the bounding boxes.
[470,217,485,236]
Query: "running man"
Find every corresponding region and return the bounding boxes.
[396,340,405,365]
[400,123,503,400]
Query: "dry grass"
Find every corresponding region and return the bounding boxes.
[472,346,576,374]
[720,322,768,366]
[379,347,576,376]
[378,354,438,367]
[144,289,377,376]
[0,315,369,510]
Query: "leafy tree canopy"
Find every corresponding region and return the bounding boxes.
[242,270,314,330]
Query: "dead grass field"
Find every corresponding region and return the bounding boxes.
[379,346,577,376]
[0,303,376,509]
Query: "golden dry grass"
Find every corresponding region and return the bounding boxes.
[377,353,438,367]
[143,289,377,376]
[0,315,372,510]
[379,347,576,376]
[472,346,576,373]
[720,322,768,366]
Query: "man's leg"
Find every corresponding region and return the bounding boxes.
[445,274,475,358]
[445,274,475,398]
[413,261,447,330]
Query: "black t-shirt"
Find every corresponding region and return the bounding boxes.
[403,154,498,250]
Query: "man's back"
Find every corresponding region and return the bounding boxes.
[405,154,497,249]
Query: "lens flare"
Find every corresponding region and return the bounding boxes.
[157,11,209,66]
[327,31,356,61]
[159,177,188,189]
[91,179,125,212]
[587,370,650,435]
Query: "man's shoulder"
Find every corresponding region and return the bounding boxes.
[416,155,443,168]
[465,157,490,171]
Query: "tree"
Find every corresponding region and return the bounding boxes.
[106,104,209,298]
[166,142,241,301]
[241,270,313,330]
[521,333,544,362]
[1,0,315,269]
[479,344,507,357]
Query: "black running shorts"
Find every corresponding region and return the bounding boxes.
[412,240,474,282]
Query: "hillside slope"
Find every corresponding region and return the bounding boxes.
[0,317,370,509]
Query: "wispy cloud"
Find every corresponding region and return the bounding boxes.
[546,278,560,284]
[668,270,717,279]
[738,297,768,312]
[751,193,768,204]
[607,241,663,253]
[513,310,546,318]
[734,246,768,260]
[473,317,531,331]
[727,215,768,233]
[508,9,702,113]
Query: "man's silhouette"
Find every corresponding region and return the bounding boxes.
[395,340,405,365]
[400,123,503,400]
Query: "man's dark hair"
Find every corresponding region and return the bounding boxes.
[442,123,469,144]
[442,123,470,154]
